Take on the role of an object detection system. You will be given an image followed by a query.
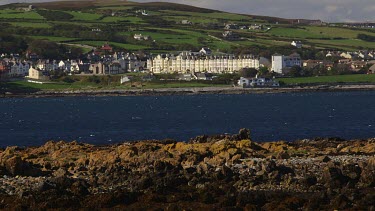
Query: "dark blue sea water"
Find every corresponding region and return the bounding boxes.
[1,92,375,147]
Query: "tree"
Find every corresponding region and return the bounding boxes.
[258,66,269,76]
[288,66,303,77]
[239,68,258,78]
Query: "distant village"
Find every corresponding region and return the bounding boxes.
[2,41,375,88]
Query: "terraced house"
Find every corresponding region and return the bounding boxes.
[147,51,259,74]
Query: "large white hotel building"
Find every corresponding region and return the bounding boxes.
[147,51,260,74]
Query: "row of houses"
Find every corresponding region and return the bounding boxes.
[0,52,147,79]
[326,50,375,60]
[147,51,260,74]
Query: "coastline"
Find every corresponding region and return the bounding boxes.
[3,84,375,98]
[0,130,374,209]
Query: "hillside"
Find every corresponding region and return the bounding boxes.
[1,0,375,54]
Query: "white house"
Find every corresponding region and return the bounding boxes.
[291,41,302,48]
[238,76,279,87]
[120,75,131,84]
[199,47,212,55]
[271,53,301,74]
[134,34,150,41]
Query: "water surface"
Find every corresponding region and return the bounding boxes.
[0,92,374,147]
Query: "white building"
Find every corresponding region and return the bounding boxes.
[238,76,279,87]
[271,53,301,74]
[291,41,302,48]
[147,51,259,74]
[134,34,150,41]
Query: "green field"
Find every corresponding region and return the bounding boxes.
[278,74,375,85]
[8,22,51,28]
[1,1,375,53]
[67,11,103,21]
[307,39,375,50]
[70,40,149,50]
[0,10,44,20]
[269,27,330,39]
[28,36,79,42]
[2,79,228,92]
[161,10,252,22]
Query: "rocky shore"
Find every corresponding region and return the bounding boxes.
[0,129,374,209]
[4,84,375,98]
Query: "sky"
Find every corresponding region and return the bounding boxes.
[0,0,374,22]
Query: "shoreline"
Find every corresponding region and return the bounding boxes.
[3,84,375,98]
[0,130,374,209]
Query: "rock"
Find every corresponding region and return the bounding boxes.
[276,151,290,159]
[322,167,350,189]
[53,168,69,177]
[70,181,89,196]
[4,156,44,177]
[317,156,331,163]
[237,128,251,140]
[34,181,55,192]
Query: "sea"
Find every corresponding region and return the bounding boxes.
[1,91,375,147]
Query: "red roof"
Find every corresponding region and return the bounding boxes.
[101,44,113,51]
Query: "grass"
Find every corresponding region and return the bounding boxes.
[269,27,330,39]
[2,79,229,92]
[28,36,78,42]
[67,11,103,21]
[307,39,375,50]
[278,74,375,85]
[100,16,144,23]
[97,6,134,10]
[269,26,375,40]
[8,22,51,28]
[0,10,44,20]
[122,81,230,89]
[161,10,252,22]
[69,40,149,50]
[120,30,203,45]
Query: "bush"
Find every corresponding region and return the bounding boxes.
[37,10,73,21]
[62,77,76,84]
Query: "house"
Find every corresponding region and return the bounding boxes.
[259,57,271,68]
[303,60,333,70]
[28,67,49,80]
[92,28,102,32]
[136,10,148,16]
[120,75,131,84]
[134,34,151,41]
[178,73,193,81]
[222,31,240,40]
[340,52,358,60]
[0,61,10,79]
[249,24,262,30]
[368,64,375,74]
[196,73,212,80]
[238,76,279,87]
[291,41,302,48]
[271,53,302,74]
[199,47,212,56]
[181,20,192,25]
[350,61,367,71]
[90,62,105,75]
[101,43,113,53]
[224,24,239,30]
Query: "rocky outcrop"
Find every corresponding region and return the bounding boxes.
[0,130,374,209]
